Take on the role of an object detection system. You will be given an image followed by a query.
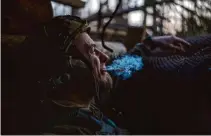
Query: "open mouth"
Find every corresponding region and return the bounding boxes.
[100,67,107,74]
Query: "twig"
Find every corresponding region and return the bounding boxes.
[101,0,122,52]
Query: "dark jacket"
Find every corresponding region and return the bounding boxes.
[42,101,128,135]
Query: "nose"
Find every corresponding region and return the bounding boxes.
[95,49,109,63]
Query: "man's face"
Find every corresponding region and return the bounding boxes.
[72,32,110,82]
[72,32,113,104]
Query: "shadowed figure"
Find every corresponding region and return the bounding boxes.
[103,34,211,134]
[1,15,127,135]
[2,10,211,134]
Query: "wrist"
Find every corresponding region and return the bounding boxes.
[143,35,159,51]
[129,42,150,56]
[143,35,152,43]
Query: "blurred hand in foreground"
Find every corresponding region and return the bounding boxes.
[143,35,191,53]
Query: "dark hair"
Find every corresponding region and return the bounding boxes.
[17,16,91,79]
[41,15,90,54]
[15,15,94,98]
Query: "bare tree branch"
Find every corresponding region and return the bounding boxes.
[84,0,174,22]
[52,0,85,8]
[173,1,210,21]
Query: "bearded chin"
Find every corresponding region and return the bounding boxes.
[98,72,113,91]
[89,55,113,106]
[95,72,113,107]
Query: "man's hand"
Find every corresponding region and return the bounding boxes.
[143,35,191,53]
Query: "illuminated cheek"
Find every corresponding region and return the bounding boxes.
[85,53,93,63]
[76,44,90,61]
[90,56,101,70]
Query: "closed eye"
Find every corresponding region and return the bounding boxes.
[89,44,97,54]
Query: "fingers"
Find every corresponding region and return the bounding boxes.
[172,36,191,47]
[174,43,186,52]
[144,35,191,53]
[168,44,183,52]
[159,43,183,53]
[170,36,191,52]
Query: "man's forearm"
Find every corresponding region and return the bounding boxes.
[129,35,211,72]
